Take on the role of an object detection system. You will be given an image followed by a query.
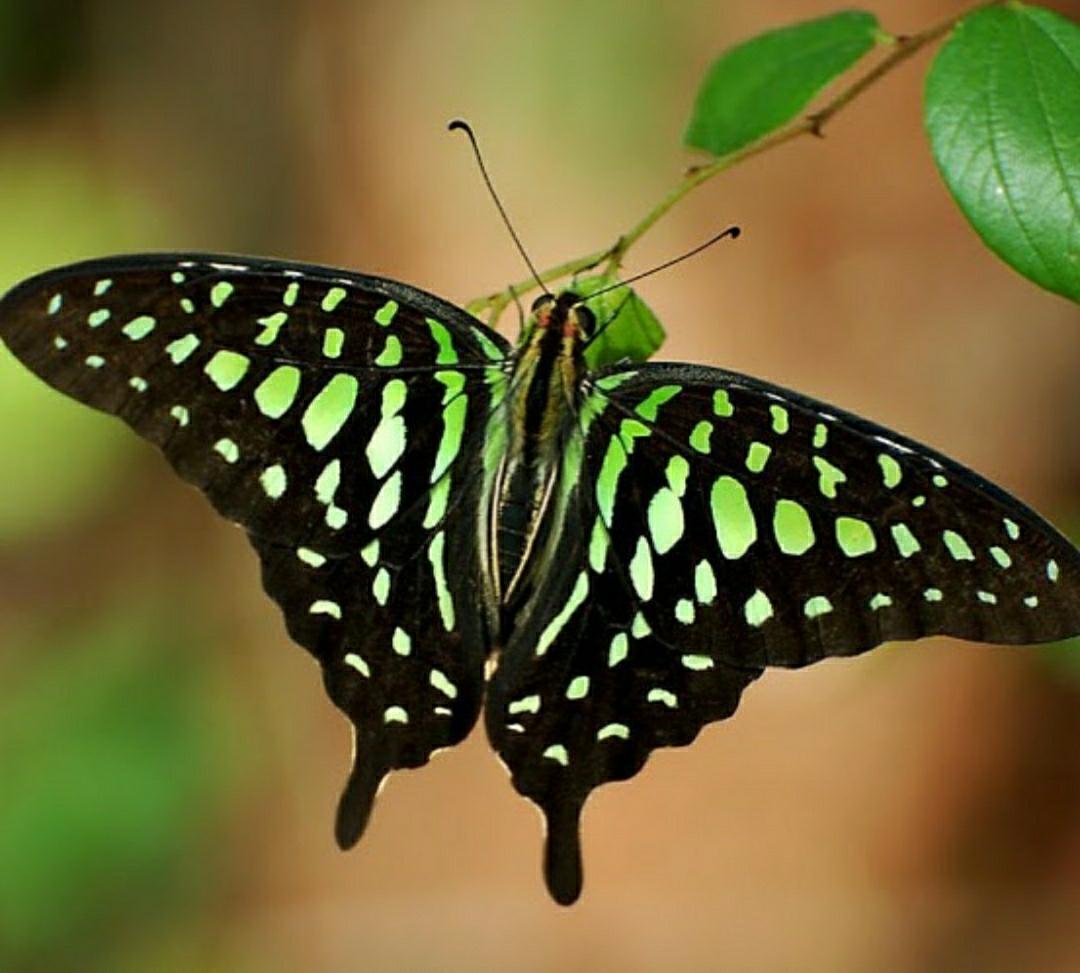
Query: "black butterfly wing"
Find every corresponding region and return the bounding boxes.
[590,363,1080,662]
[0,253,512,841]
[487,361,1080,904]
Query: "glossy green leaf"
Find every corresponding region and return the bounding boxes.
[685,10,882,157]
[925,4,1080,302]
[573,275,665,369]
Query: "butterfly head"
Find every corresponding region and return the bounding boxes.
[528,291,596,342]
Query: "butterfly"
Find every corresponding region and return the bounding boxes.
[1,252,1078,904]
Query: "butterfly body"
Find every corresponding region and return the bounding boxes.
[2,252,1078,906]
[491,293,592,613]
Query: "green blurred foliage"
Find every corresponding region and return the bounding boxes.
[0,151,172,542]
[925,4,1080,303]
[685,10,881,156]
[0,605,249,970]
[0,0,89,109]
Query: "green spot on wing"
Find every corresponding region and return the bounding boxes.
[213,438,239,463]
[204,350,250,391]
[647,688,677,708]
[836,517,876,557]
[392,627,411,657]
[711,476,756,559]
[991,542,1014,570]
[259,464,287,499]
[509,695,541,716]
[430,669,458,699]
[943,529,975,561]
[689,420,713,453]
[210,281,234,307]
[890,522,920,558]
[254,366,300,419]
[596,436,629,525]
[681,654,714,671]
[427,318,458,364]
[374,334,403,366]
[744,589,773,627]
[629,537,654,600]
[344,653,370,677]
[542,744,569,766]
[321,286,347,312]
[566,676,590,700]
[255,311,288,346]
[773,499,814,555]
[165,334,200,365]
[608,633,629,667]
[322,327,345,358]
[746,441,771,473]
[429,531,455,630]
[301,374,358,450]
[634,384,681,421]
[122,315,155,341]
[374,300,398,325]
[370,471,403,530]
[813,455,847,498]
[647,487,684,555]
[694,560,717,604]
[878,453,902,488]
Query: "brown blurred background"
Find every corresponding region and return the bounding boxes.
[1,1,1078,970]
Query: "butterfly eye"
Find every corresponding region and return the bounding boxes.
[573,304,595,336]
[530,294,552,313]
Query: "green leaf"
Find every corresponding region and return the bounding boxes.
[685,10,882,157]
[573,275,665,369]
[925,4,1080,303]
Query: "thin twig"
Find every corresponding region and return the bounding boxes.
[467,1,999,327]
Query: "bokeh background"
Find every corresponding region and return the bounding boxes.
[1,1,1078,970]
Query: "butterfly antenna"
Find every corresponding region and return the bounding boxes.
[581,225,741,351]
[580,225,741,304]
[449,119,550,296]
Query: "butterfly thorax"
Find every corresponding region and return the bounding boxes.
[489,293,592,619]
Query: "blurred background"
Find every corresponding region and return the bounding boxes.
[0,1,1078,970]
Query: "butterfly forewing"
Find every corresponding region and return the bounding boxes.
[586,363,1080,666]
[0,253,512,839]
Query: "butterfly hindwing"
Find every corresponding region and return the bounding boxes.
[0,253,513,838]
[486,483,762,903]
[486,360,1080,903]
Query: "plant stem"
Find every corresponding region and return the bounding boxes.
[468,2,997,327]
